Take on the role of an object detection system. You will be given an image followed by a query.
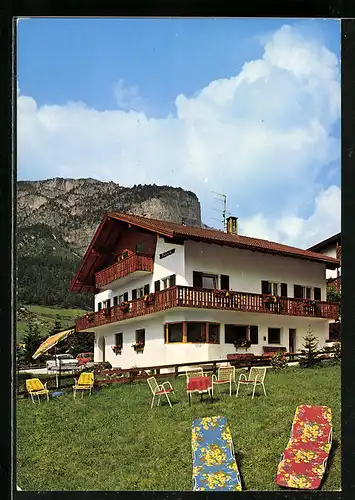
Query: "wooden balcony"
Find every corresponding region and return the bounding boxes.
[95,254,153,288]
[76,286,340,331]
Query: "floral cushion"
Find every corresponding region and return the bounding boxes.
[276,405,332,490]
[192,416,242,491]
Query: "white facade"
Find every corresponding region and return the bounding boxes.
[89,235,332,369]
[316,243,339,280]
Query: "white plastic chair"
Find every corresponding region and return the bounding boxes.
[212,366,236,397]
[236,366,267,399]
[185,367,204,381]
[147,376,174,408]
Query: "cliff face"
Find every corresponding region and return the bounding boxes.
[18,178,201,254]
[17,178,202,308]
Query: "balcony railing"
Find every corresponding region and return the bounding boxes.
[95,254,154,288]
[76,286,340,331]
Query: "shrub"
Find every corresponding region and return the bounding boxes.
[299,326,321,368]
[270,351,287,370]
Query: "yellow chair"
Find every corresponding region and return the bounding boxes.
[73,372,94,399]
[26,378,49,403]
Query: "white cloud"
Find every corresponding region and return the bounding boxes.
[17,23,340,248]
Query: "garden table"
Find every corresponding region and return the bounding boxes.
[186,376,213,406]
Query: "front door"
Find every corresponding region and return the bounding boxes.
[99,335,106,362]
[289,329,296,353]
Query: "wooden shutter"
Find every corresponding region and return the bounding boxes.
[250,325,258,344]
[123,292,128,301]
[193,271,203,288]
[154,280,160,292]
[106,299,111,308]
[261,280,269,294]
[314,287,321,301]
[97,302,102,311]
[132,289,137,300]
[170,274,176,286]
[113,296,118,306]
[144,284,150,295]
[220,274,230,290]
[280,283,288,297]
[294,285,303,299]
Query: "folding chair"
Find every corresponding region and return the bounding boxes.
[276,405,332,489]
[192,416,242,491]
[212,366,235,397]
[147,376,175,408]
[26,378,49,403]
[73,372,94,399]
[236,366,267,398]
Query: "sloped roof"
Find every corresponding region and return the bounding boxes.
[308,232,341,252]
[69,212,340,293]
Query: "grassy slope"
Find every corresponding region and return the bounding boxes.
[17,363,340,491]
[17,305,87,342]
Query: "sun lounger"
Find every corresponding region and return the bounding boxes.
[192,416,242,491]
[276,405,332,489]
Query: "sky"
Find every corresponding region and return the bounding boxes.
[17,18,341,249]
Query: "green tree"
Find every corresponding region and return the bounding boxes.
[327,286,341,303]
[299,326,320,368]
[22,317,43,364]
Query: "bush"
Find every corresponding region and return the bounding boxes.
[270,351,287,370]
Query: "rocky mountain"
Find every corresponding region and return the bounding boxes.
[17,178,202,309]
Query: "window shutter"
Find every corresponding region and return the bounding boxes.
[123,292,128,302]
[132,289,137,300]
[106,299,111,308]
[314,287,321,301]
[193,271,203,288]
[154,280,160,292]
[144,284,150,295]
[280,283,288,297]
[294,285,303,299]
[97,302,102,311]
[220,274,230,290]
[250,325,258,344]
[113,296,118,306]
[261,280,269,294]
[170,274,176,286]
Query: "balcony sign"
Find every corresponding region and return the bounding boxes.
[159,249,175,259]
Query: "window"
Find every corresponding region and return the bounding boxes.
[135,329,145,346]
[202,274,218,289]
[123,292,128,301]
[162,275,176,289]
[280,283,288,298]
[154,280,161,292]
[119,294,124,303]
[103,298,111,309]
[305,287,311,299]
[294,285,303,299]
[268,328,281,344]
[250,325,259,344]
[314,287,321,301]
[165,322,220,343]
[137,287,144,298]
[261,280,283,296]
[187,322,207,343]
[115,333,123,347]
[113,296,118,307]
[144,284,150,295]
[132,289,137,300]
[208,323,220,344]
[225,325,248,344]
[166,323,183,343]
[97,302,102,311]
[220,274,230,290]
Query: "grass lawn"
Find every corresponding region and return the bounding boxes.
[16,363,341,491]
[17,305,87,342]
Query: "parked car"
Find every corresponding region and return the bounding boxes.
[76,352,94,366]
[46,354,79,372]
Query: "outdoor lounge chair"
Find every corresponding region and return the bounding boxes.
[236,366,267,398]
[73,372,94,399]
[276,405,332,490]
[147,376,175,408]
[26,378,49,403]
[212,366,236,397]
[192,416,242,491]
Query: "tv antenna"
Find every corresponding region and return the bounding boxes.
[211,191,230,230]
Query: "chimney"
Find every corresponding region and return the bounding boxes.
[226,216,238,235]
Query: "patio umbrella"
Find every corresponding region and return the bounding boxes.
[32,328,76,388]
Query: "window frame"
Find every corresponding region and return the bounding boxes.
[115,332,123,348]
[225,324,249,344]
[164,321,220,344]
[135,328,145,346]
[294,284,320,300]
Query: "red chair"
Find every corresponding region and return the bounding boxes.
[276,405,332,489]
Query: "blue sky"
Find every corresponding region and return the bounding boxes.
[17,18,341,247]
